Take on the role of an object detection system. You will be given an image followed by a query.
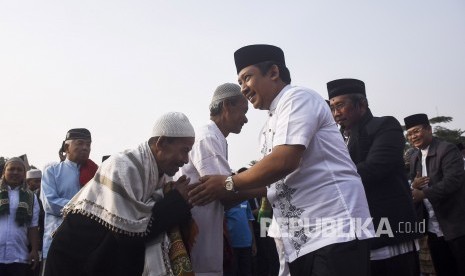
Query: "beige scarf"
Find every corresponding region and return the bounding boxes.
[63,141,164,235]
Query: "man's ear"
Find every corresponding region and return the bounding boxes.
[360,99,369,113]
[269,64,280,81]
[63,142,70,153]
[155,136,168,149]
[222,98,232,109]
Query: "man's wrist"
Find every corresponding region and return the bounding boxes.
[224,176,238,193]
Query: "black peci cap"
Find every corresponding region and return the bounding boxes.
[234,44,286,74]
[404,114,429,130]
[327,78,366,99]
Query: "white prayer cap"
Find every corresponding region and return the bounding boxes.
[26,169,42,179]
[210,83,242,106]
[152,112,195,138]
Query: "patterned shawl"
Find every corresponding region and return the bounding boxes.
[63,141,160,235]
[0,178,35,226]
[64,141,194,275]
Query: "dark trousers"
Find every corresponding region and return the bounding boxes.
[224,247,253,276]
[44,214,145,276]
[255,236,279,276]
[370,250,419,276]
[0,263,30,276]
[26,260,41,276]
[428,232,465,276]
[288,239,370,276]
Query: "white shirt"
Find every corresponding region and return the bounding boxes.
[0,186,40,264]
[262,85,374,262]
[421,146,443,237]
[176,120,229,276]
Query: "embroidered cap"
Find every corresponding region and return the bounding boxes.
[152,112,195,138]
[327,78,366,99]
[210,83,242,106]
[404,113,429,130]
[26,169,42,179]
[65,128,92,141]
[61,128,92,152]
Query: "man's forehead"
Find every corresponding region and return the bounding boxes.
[6,161,24,168]
[238,65,257,79]
[330,94,350,103]
[406,125,424,132]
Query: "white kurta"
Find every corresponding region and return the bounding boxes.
[176,120,230,276]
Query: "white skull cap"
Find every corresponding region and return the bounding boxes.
[26,169,42,179]
[152,112,195,138]
[210,83,242,106]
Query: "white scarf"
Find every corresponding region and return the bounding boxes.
[63,141,165,235]
[64,141,174,275]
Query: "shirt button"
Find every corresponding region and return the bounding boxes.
[269,129,271,132]
[268,149,271,152]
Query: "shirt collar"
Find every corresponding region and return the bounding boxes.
[7,184,21,191]
[208,119,227,140]
[420,145,430,155]
[268,84,292,116]
[64,158,80,168]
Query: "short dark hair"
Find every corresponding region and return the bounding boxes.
[347,93,368,108]
[209,95,244,116]
[255,61,291,84]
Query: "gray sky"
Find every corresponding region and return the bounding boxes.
[1,0,464,171]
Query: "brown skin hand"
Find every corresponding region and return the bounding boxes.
[188,144,304,206]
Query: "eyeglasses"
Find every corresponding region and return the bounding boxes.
[330,102,349,113]
[406,127,423,138]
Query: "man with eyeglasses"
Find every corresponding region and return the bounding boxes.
[405,113,465,276]
[327,78,421,276]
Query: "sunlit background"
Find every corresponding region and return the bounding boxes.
[1,0,464,172]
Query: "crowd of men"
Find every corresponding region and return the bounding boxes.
[1,44,465,276]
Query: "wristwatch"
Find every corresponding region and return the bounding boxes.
[224,176,236,192]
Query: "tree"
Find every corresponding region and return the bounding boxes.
[429,116,465,145]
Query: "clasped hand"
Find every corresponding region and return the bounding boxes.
[411,172,429,190]
[187,175,228,206]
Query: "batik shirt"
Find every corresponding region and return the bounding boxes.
[261,85,374,262]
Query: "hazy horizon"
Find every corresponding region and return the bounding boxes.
[1,0,464,172]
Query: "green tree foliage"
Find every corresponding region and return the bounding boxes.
[429,116,465,145]
[429,116,452,124]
